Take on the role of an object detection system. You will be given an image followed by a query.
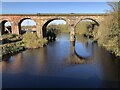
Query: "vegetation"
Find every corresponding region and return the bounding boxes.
[75,21,98,39]
[22,32,47,49]
[96,2,120,57]
[46,24,70,34]
[21,25,36,30]
[1,41,25,59]
[0,32,48,60]
[73,2,120,58]
[58,24,70,33]
[46,21,99,42]
[0,34,25,60]
[0,34,22,44]
[75,21,91,34]
[46,24,70,41]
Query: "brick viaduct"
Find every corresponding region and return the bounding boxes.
[0,13,107,41]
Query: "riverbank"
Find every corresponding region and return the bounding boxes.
[0,32,48,61]
[1,41,25,59]
[76,34,120,61]
[0,34,24,60]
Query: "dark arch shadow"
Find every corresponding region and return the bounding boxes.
[18,18,36,35]
[0,20,12,35]
[42,18,68,38]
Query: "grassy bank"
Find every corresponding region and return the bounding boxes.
[0,32,48,60]
[0,34,25,60]
[0,41,25,59]
[96,3,120,57]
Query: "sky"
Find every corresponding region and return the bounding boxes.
[1,0,118,2]
[1,2,111,26]
[2,2,111,14]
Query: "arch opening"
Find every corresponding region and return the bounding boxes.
[0,20,12,35]
[18,18,36,35]
[42,18,69,41]
[75,18,99,38]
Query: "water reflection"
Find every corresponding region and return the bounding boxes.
[65,41,90,64]
[93,44,120,81]
[2,53,23,74]
[66,35,94,64]
[2,33,120,88]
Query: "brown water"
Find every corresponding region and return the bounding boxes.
[1,33,120,88]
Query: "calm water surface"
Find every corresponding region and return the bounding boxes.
[1,33,120,88]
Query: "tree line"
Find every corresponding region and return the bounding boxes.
[21,25,36,30]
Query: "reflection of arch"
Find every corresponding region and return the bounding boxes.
[18,18,36,34]
[74,18,99,31]
[0,20,12,35]
[65,42,89,64]
[71,41,89,59]
[42,18,68,37]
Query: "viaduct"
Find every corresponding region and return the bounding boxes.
[0,13,107,41]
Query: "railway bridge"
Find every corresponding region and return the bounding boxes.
[0,13,107,41]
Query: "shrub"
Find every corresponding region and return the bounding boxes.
[22,32,47,49]
[0,34,22,44]
[97,3,120,57]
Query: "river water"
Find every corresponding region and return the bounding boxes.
[1,33,120,88]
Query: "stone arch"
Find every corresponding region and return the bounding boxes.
[18,18,37,34]
[74,18,99,31]
[0,20,12,35]
[42,18,68,37]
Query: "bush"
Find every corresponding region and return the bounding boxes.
[97,9,120,56]
[75,21,89,34]
[22,32,47,49]
[0,34,22,44]
[47,24,70,34]
[1,41,25,58]
[75,21,98,39]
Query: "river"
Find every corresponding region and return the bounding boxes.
[1,33,120,88]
